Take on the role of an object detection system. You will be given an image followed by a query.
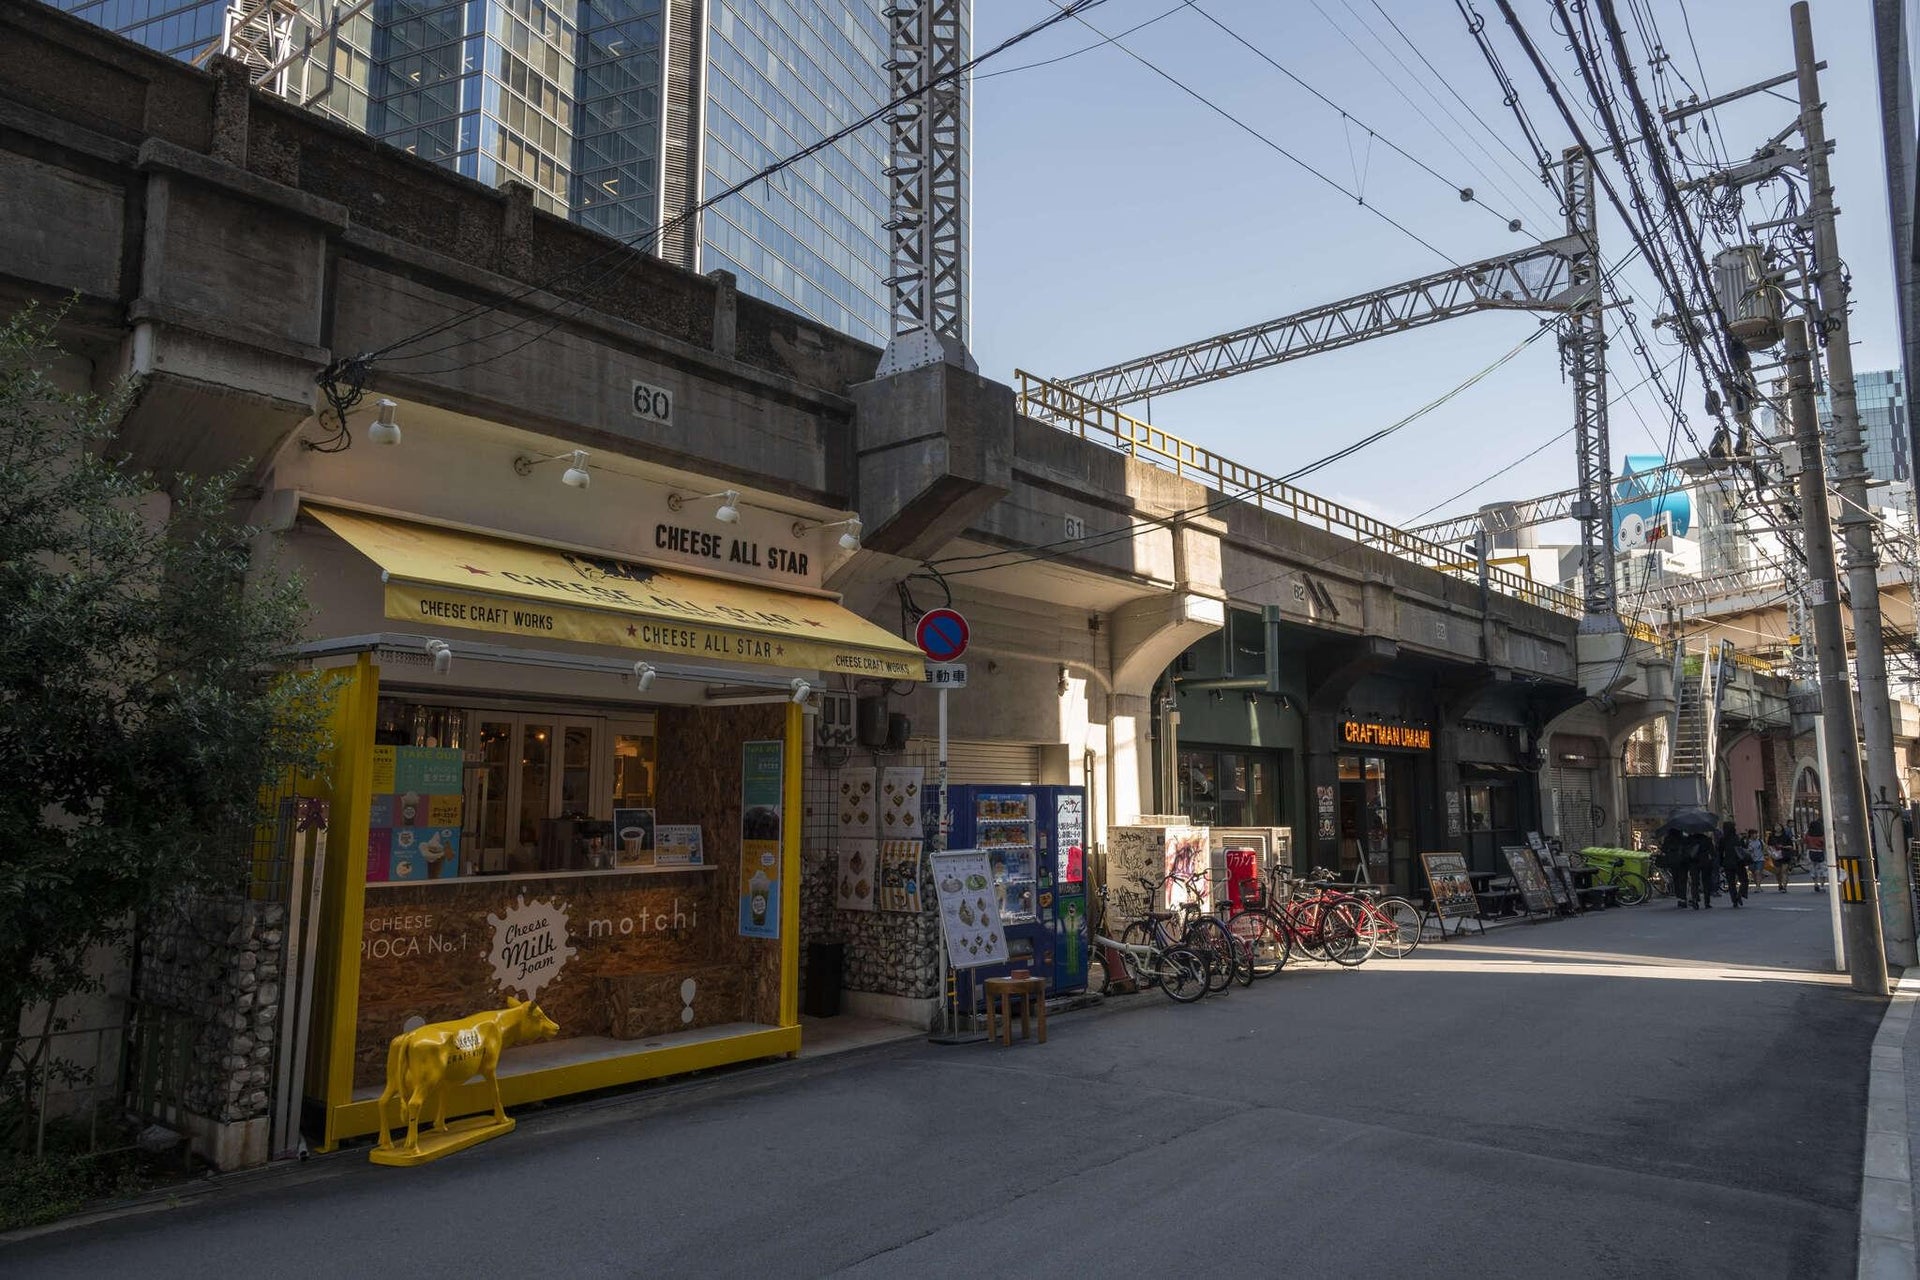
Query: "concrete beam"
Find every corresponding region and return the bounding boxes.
[850,362,1012,561]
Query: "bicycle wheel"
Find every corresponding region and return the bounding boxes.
[1612,871,1649,907]
[1120,922,1160,987]
[1184,916,1241,992]
[1370,897,1423,958]
[1160,947,1209,1003]
[1227,908,1291,979]
[1280,900,1330,961]
[1321,900,1375,967]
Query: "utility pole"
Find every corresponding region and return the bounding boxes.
[1787,317,1889,994]
[1793,1,1917,965]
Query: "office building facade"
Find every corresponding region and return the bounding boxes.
[55,0,939,347]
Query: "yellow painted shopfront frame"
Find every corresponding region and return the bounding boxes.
[309,656,805,1151]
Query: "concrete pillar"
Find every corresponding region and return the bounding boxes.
[1110,693,1153,827]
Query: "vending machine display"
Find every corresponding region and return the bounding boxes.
[943,784,1088,999]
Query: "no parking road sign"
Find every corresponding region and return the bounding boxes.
[915,608,969,662]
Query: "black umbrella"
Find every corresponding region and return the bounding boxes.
[1653,807,1719,837]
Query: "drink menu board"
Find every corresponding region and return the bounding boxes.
[1502,846,1555,914]
[1421,851,1478,920]
[367,746,464,883]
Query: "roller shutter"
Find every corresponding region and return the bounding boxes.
[906,739,1043,786]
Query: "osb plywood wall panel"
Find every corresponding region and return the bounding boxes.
[350,704,786,1088]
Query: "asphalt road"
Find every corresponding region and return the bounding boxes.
[5,888,1883,1279]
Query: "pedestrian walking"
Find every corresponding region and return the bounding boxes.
[1662,831,1692,909]
[1719,821,1750,907]
[1689,832,1718,909]
[1806,816,1828,892]
[1769,824,1794,892]
[1744,828,1766,893]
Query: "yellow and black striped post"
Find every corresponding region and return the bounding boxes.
[1838,857,1867,904]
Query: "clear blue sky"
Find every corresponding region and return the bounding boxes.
[968,0,1895,529]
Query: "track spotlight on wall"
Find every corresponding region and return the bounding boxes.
[633,661,656,692]
[366,398,402,446]
[513,448,592,489]
[792,514,862,551]
[424,638,452,674]
[668,489,741,523]
[790,677,812,704]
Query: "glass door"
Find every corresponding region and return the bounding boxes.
[558,720,598,819]
[466,718,515,874]
[515,721,555,871]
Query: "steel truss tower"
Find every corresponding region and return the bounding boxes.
[876,0,975,377]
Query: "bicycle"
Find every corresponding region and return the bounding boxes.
[1346,886,1424,957]
[1155,870,1251,990]
[1232,868,1374,967]
[1570,851,1649,906]
[1092,888,1210,1003]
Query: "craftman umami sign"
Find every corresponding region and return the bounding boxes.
[1341,721,1432,750]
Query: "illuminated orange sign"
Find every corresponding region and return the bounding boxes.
[1341,721,1432,751]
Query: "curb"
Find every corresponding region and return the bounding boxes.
[1859,972,1919,1280]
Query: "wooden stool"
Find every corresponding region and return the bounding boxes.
[983,976,1047,1047]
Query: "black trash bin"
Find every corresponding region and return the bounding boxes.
[803,942,844,1017]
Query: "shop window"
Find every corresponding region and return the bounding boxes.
[1179,747,1285,827]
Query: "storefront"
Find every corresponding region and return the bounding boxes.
[1455,719,1539,871]
[1333,719,1430,888]
[269,429,923,1151]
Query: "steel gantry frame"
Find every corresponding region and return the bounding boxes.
[1406,466,1692,547]
[1039,156,1618,626]
[1054,234,1588,408]
[876,0,975,377]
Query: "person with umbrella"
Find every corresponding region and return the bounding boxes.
[1656,808,1719,910]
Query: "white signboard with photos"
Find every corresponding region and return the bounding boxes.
[930,848,1007,969]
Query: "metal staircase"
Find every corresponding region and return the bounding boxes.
[1668,637,1728,802]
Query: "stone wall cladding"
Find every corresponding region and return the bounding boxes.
[138,897,286,1125]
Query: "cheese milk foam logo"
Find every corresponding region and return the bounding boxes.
[486,896,577,1000]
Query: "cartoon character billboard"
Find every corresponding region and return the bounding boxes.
[1612,455,1691,550]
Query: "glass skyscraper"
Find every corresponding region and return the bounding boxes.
[56,0,935,347]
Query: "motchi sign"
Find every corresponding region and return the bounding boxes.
[1341,721,1432,751]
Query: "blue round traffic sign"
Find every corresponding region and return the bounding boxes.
[915,608,969,661]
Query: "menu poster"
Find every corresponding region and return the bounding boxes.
[613,807,656,868]
[1446,790,1464,837]
[1502,846,1555,915]
[368,746,464,884]
[1422,851,1479,920]
[837,839,877,911]
[738,740,783,938]
[1316,785,1337,841]
[878,840,924,912]
[930,848,1007,969]
[880,767,924,838]
[838,766,877,839]
[1056,792,1086,885]
[654,824,703,867]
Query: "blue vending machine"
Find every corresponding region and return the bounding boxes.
[945,784,1090,1004]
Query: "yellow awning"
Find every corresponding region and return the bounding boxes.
[307,505,925,680]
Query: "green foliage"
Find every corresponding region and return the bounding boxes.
[0,305,332,1069]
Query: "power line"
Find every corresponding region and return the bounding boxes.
[974,0,1197,81]
[1186,3,1526,232]
[1045,0,1465,266]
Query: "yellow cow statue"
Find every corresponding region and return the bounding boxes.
[376,997,560,1153]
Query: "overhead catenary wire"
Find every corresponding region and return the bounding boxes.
[1043,0,1464,266]
[1185,3,1527,232]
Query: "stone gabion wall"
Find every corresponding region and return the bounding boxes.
[138,898,287,1125]
[839,899,940,1000]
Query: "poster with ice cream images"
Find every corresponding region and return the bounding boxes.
[837,766,877,838]
[878,840,924,913]
[930,848,1007,969]
[837,839,877,912]
[366,746,465,883]
[880,767,924,838]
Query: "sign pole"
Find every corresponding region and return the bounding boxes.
[938,683,951,1035]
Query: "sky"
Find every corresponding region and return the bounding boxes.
[965,0,1898,532]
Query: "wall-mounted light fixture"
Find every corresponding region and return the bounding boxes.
[793,515,861,551]
[790,677,812,704]
[513,449,592,489]
[633,661,656,692]
[425,638,452,674]
[668,489,740,523]
[366,398,402,446]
